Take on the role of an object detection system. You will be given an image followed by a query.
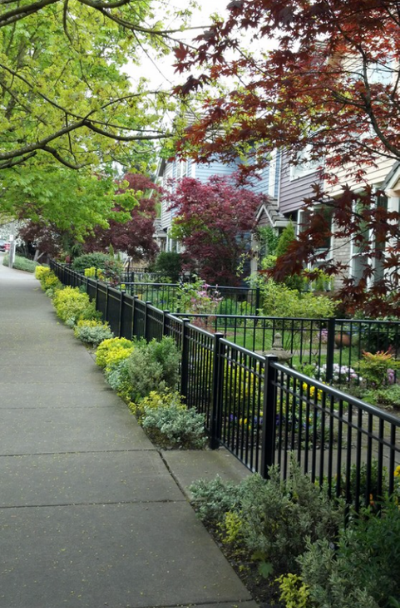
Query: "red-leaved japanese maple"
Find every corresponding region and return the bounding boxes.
[165,175,267,285]
[84,173,160,261]
[173,0,400,315]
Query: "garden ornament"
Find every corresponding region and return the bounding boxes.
[266,333,293,365]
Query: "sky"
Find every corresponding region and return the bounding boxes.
[128,0,229,90]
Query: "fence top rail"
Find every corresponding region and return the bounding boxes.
[51,262,400,325]
[119,282,180,288]
[272,359,400,426]
[146,302,166,315]
[173,312,329,322]
[117,281,254,291]
[335,318,400,327]
[162,312,216,340]
[221,337,266,363]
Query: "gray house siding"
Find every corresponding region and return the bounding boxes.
[195,159,238,182]
[250,167,269,196]
[279,152,322,216]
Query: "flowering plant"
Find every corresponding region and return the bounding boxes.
[359,350,400,388]
[315,363,362,385]
[174,277,223,315]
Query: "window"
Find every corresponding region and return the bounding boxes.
[268,150,281,198]
[176,159,188,179]
[290,145,320,181]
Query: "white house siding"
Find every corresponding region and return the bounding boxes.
[325,157,397,196]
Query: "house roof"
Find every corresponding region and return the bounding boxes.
[256,200,289,229]
[382,161,400,192]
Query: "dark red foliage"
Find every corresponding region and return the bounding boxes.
[18,222,63,259]
[84,173,160,261]
[165,175,266,285]
[173,0,400,315]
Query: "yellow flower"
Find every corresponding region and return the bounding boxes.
[394,465,400,477]
[302,383,323,400]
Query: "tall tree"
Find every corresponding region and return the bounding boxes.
[83,173,160,260]
[166,175,266,285]
[3,166,137,240]
[0,2,178,171]
[18,172,159,260]
[173,0,400,315]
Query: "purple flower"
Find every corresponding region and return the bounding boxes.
[387,369,395,384]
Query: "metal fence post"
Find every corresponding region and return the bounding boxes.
[255,286,261,314]
[261,354,278,479]
[180,319,190,400]
[210,333,225,450]
[132,295,138,339]
[118,289,124,338]
[326,317,336,383]
[163,310,170,337]
[105,284,109,323]
[144,301,152,342]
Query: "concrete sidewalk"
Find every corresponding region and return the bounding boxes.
[0,257,256,608]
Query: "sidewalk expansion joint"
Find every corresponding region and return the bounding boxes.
[135,601,254,608]
[0,448,158,457]
[0,499,184,510]
[158,449,189,500]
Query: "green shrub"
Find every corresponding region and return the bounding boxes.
[297,496,400,608]
[105,359,132,402]
[151,251,183,282]
[126,336,181,401]
[53,286,100,324]
[261,279,337,318]
[359,350,400,389]
[362,384,400,408]
[3,254,38,273]
[95,337,134,369]
[190,458,344,575]
[130,390,185,423]
[72,253,110,274]
[74,320,114,346]
[189,475,245,524]
[272,222,305,291]
[141,402,207,449]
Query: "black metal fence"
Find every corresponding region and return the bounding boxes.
[114,282,261,315]
[172,313,400,384]
[50,261,400,507]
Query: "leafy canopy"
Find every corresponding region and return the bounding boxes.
[174,0,400,315]
[0,1,180,171]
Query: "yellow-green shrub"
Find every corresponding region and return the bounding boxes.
[219,511,244,545]
[276,574,311,608]
[74,320,114,346]
[41,271,62,292]
[35,266,50,280]
[53,286,98,324]
[130,391,185,424]
[84,267,97,277]
[95,337,134,369]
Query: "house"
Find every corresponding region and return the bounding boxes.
[256,143,400,290]
[154,155,241,252]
